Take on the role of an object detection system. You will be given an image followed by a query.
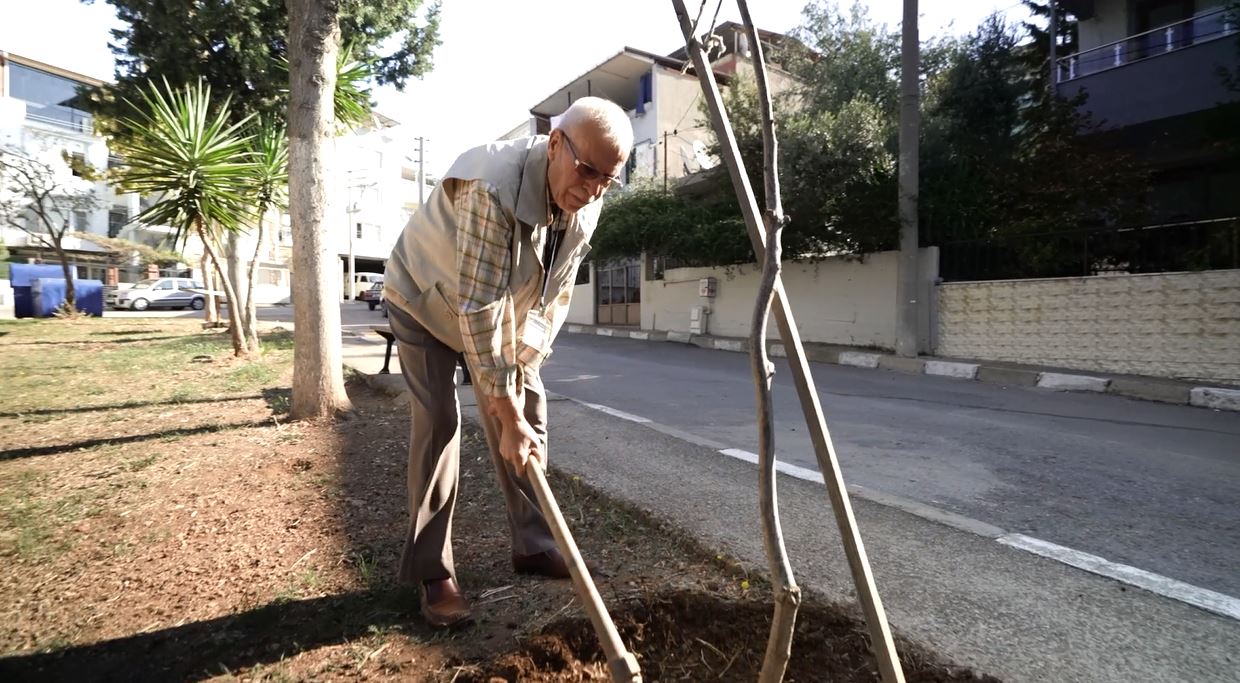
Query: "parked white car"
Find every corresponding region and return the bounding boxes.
[345,272,384,300]
[107,278,206,311]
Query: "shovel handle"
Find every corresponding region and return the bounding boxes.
[526,461,642,683]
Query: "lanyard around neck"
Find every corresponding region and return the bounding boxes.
[540,225,563,309]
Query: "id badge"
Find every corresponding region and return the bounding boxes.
[521,309,551,353]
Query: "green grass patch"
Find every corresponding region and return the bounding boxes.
[0,319,294,412]
[225,363,280,392]
[0,470,107,561]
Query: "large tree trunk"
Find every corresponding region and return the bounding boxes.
[243,210,266,352]
[286,0,353,419]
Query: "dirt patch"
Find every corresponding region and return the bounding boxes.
[461,590,998,682]
[0,319,999,681]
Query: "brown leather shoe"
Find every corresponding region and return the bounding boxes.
[513,548,604,579]
[420,578,472,628]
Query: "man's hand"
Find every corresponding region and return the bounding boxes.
[490,394,545,471]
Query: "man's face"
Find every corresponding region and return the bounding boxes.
[546,125,627,214]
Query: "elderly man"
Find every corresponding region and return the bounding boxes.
[384,97,633,627]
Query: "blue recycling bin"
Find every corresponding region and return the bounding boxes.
[31,278,104,317]
[10,263,69,318]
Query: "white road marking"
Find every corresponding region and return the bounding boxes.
[998,534,1240,622]
[547,374,600,383]
[581,402,650,423]
[574,400,1240,622]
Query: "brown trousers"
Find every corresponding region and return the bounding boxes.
[393,312,556,585]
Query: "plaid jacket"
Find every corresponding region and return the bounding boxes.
[384,137,598,398]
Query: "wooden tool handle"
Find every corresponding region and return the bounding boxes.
[526,461,642,683]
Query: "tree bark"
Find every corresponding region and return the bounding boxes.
[286,0,353,419]
[243,209,266,352]
[203,253,220,324]
[198,219,249,357]
[52,238,77,313]
[736,3,801,680]
[227,227,244,319]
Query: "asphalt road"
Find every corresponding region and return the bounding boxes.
[539,333,1240,598]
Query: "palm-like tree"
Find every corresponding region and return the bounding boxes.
[111,78,256,356]
[240,116,289,351]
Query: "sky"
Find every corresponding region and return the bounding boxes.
[1,0,1033,175]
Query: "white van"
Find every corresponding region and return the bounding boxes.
[345,272,384,300]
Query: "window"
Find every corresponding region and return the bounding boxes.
[108,208,128,237]
[575,262,591,286]
[73,210,88,230]
[9,63,94,132]
[69,152,87,177]
[107,155,124,170]
[153,280,174,291]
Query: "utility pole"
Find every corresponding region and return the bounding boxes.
[895,0,920,358]
[417,136,426,205]
[1048,0,1059,92]
[663,130,669,192]
[346,171,356,301]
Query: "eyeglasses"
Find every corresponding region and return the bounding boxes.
[560,132,623,188]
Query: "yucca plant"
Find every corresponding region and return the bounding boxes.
[112,78,257,356]
[276,41,376,134]
[332,42,376,132]
[241,116,290,351]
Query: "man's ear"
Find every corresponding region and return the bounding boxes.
[547,129,561,161]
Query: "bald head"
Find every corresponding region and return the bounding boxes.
[555,96,634,153]
[546,97,633,213]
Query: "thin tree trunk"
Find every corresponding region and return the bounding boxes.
[671,1,906,680]
[737,2,800,680]
[227,228,244,323]
[203,253,220,324]
[286,0,353,418]
[52,239,77,313]
[243,209,266,352]
[197,220,249,357]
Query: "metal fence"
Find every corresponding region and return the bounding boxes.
[939,217,1240,282]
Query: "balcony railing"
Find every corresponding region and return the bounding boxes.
[24,108,94,134]
[1056,7,1236,82]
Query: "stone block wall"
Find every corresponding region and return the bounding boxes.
[936,269,1240,383]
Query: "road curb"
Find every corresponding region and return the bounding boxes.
[563,324,1238,412]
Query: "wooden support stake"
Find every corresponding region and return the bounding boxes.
[526,461,642,683]
[670,1,906,680]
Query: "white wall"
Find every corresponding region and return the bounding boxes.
[333,123,422,263]
[568,248,938,352]
[566,261,595,325]
[0,278,12,318]
[937,269,1240,383]
[653,66,714,181]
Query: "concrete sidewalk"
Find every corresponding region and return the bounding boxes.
[563,323,1240,412]
[342,336,1239,683]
